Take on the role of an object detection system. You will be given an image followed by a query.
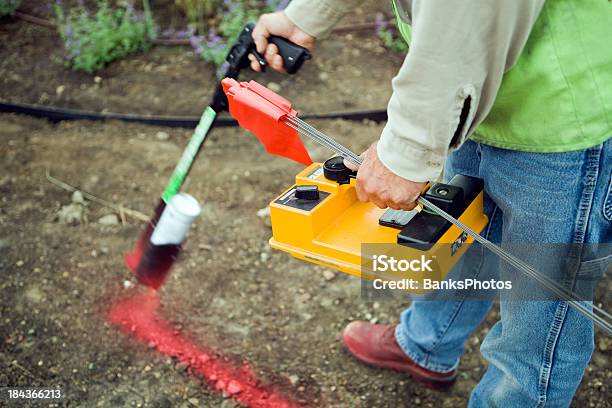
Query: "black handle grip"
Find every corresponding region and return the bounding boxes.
[268,36,312,74]
[212,23,312,112]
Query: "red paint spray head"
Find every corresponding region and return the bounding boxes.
[132,193,202,289]
[222,78,312,166]
[125,200,166,273]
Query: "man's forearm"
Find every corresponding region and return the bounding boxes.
[285,0,367,38]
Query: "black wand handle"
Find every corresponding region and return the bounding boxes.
[267,35,312,74]
[211,22,312,112]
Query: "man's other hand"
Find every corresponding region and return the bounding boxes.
[250,11,316,73]
[344,143,428,210]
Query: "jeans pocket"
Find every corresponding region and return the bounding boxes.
[577,255,611,279]
[575,254,611,300]
[604,173,612,221]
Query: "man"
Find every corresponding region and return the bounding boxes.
[251,1,612,406]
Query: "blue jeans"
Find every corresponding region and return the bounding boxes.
[395,139,612,407]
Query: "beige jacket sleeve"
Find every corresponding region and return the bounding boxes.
[286,0,545,182]
[285,0,365,38]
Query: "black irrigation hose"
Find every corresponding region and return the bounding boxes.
[6,11,391,126]
[0,101,388,128]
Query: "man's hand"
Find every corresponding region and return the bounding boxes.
[250,11,316,73]
[345,143,428,210]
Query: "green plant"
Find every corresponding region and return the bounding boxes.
[54,0,156,73]
[175,0,216,33]
[378,29,409,52]
[375,13,408,53]
[0,0,20,17]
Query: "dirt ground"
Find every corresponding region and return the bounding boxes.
[0,0,401,116]
[1,2,610,408]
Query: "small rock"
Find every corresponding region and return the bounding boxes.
[226,380,243,395]
[156,131,170,141]
[123,280,134,289]
[94,76,102,84]
[98,214,119,226]
[71,190,86,204]
[256,207,270,218]
[16,260,24,267]
[597,337,611,352]
[188,397,199,405]
[591,353,607,368]
[260,252,269,263]
[56,85,65,96]
[256,207,272,227]
[318,72,330,82]
[25,286,43,303]
[288,374,299,386]
[57,203,85,225]
[267,82,282,92]
[322,270,336,281]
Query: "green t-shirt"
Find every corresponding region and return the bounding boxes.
[393,0,612,153]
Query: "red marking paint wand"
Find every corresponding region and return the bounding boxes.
[131,193,202,289]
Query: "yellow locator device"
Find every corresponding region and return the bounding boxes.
[269,157,489,291]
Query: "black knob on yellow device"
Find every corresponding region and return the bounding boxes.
[296,185,320,201]
[323,156,355,185]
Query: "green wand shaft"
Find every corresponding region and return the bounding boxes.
[123,106,217,273]
[161,106,217,202]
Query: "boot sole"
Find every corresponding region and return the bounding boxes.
[343,344,457,391]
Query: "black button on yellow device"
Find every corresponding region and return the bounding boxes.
[295,185,320,201]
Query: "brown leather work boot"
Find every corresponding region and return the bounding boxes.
[342,321,457,390]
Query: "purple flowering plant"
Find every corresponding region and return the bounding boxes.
[54,0,156,73]
[189,0,289,71]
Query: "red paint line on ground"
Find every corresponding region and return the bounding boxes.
[107,290,303,408]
